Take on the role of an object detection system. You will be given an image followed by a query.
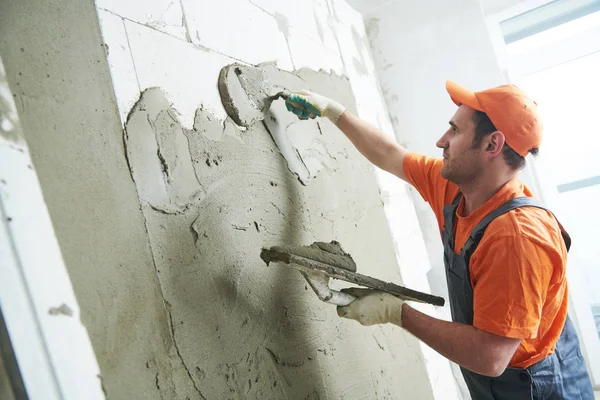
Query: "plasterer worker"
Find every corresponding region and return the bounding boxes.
[284,83,594,399]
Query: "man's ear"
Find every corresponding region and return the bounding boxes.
[485,131,506,158]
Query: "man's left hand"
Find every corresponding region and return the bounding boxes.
[337,288,405,326]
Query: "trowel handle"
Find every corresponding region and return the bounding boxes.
[300,271,357,306]
[327,290,356,307]
[276,90,290,100]
[268,90,290,101]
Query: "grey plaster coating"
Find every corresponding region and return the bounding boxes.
[121,64,434,398]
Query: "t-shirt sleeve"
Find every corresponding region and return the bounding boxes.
[402,152,458,230]
[470,235,560,339]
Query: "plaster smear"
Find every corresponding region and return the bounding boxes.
[124,65,433,399]
[218,63,283,127]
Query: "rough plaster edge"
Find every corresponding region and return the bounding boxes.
[121,88,208,399]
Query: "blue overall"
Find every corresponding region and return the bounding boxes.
[442,194,594,399]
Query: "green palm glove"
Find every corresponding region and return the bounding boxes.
[337,288,405,327]
[285,90,346,123]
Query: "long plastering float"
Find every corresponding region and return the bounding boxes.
[261,241,445,307]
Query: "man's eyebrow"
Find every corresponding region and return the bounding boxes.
[449,121,459,130]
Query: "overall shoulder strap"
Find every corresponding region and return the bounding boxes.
[443,193,462,224]
[442,193,463,242]
[461,197,571,262]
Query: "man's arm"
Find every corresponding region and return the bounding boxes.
[336,111,409,181]
[402,304,521,377]
[284,91,409,181]
[338,289,522,377]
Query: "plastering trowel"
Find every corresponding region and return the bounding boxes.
[261,241,445,307]
[218,63,290,127]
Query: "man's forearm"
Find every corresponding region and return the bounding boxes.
[335,111,407,179]
[401,304,518,377]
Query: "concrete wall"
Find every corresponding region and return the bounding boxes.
[0,353,16,400]
[1,0,437,398]
[0,1,178,398]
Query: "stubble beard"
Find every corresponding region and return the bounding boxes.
[441,155,480,185]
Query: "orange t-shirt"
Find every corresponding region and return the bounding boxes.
[403,152,569,368]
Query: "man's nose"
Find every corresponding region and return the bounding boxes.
[436,133,448,149]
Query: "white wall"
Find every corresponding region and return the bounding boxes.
[479,0,533,16]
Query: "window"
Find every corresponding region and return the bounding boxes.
[496,2,600,386]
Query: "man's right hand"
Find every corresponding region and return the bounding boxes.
[337,288,405,327]
[285,90,346,124]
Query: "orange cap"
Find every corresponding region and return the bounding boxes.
[446,81,543,157]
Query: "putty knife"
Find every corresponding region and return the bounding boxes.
[261,242,445,307]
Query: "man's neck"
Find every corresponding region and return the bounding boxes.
[459,172,515,216]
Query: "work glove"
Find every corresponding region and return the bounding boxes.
[285,90,346,123]
[337,288,405,327]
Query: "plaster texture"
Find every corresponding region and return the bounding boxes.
[121,63,434,398]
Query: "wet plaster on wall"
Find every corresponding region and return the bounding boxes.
[124,64,434,398]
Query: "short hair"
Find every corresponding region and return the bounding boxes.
[472,110,538,170]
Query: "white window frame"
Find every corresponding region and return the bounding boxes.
[486,1,600,389]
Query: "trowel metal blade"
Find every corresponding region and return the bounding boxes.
[218,63,287,127]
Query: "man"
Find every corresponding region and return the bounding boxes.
[284,82,594,399]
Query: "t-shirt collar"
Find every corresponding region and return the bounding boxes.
[456,178,523,222]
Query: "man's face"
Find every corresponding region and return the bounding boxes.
[436,105,484,184]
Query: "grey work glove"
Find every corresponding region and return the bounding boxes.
[285,90,346,123]
[337,288,405,327]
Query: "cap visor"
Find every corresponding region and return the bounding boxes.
[446,81,482,111]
